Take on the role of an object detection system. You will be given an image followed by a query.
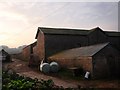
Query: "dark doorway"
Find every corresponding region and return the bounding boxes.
[75,43,81,48]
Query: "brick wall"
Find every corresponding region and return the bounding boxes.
[22,45,31,61]
[48,56,93,74]
[48,58,75,68]
[75,57,93,73]
[33,31,45,62]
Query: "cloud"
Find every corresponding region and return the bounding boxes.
[1,2,117,30]
[37,2,118,30]
[0,0,119,2]
[0,2,118,47]
[0,11,28,24]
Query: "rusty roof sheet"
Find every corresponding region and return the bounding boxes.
[48,43,109,60]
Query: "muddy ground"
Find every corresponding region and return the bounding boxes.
[2,59,120,89]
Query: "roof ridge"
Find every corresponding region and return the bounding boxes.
[38,27,89,31]
[35,27,120,39]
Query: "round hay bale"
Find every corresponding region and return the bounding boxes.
[50,62,59,73]
[40,63,50,73]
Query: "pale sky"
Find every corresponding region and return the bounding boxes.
[0,1,119,48]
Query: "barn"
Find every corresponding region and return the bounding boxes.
[0,49,11,62]
[34,27,120,62]
[48,43,120,78]
[20,26,120,78]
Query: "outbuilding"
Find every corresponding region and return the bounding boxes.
[48,43,120,79]
[0,49,11,62]
[22,41,37,61]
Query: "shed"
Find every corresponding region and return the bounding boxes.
[48,43,120,78]
[0,49,11,62]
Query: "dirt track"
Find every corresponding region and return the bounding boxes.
[3,59,120,88]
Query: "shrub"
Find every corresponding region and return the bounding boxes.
[2,70,64,89]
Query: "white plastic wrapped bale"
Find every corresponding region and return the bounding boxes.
[40,63,50,73]
[50,62,59,73]
[84,71,90,79]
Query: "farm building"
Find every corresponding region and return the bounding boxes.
[0,49,11,62]
[22,41,37,61]
[21,26,120,78]
[48,43,120,78]
[34,27,120,62]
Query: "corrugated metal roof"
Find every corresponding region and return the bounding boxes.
[39,27,89,35]
[48,43,109,60]
[105,31,120,37]
[35,27,89,39]
[35,27,120,39]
